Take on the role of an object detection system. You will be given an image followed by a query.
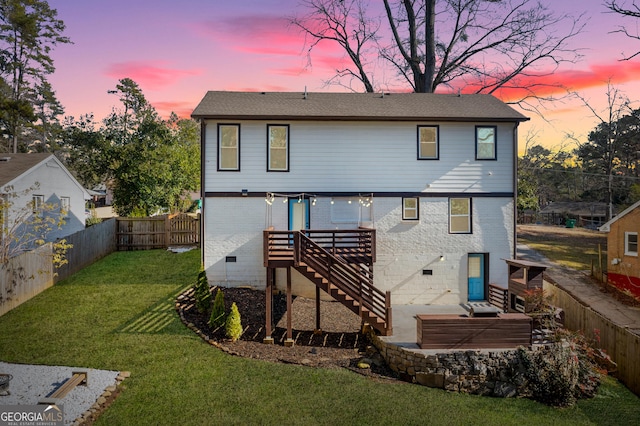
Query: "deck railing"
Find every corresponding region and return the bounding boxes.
[488,283,509,313]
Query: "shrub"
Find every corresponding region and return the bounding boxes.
[225,302,243,342]
[208,288,226,329]
[193,270,211,314]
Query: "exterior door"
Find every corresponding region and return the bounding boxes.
[289,198,310,231]
[468,253,485,301]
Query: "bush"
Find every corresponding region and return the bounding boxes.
[208,288,226,328]
[193,270,211,314]
[225,302,243,342]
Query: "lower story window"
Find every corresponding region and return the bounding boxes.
[449,198,471,233]
[625,232,638,256]
[402,197,419,220]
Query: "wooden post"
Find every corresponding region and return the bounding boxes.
[263,267,273,344]
[314,285,321,334]
[164,214,171,248]
[285,267,294,346]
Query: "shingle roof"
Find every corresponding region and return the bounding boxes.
[191,91,529,122]
[0,153,53,187]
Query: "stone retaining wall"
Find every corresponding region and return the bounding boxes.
[369,331,530,398]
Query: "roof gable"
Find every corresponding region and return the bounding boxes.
[191,91,529,122]
[0,153,90,198]
[599,200,640,232]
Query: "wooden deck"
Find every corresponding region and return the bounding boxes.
[417,313,532,350]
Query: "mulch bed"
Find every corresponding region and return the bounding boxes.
[176,286,400,381]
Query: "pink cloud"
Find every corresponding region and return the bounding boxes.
[152,101,196,119]
[105,61,202,90]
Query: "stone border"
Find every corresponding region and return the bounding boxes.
[73,371,130,425]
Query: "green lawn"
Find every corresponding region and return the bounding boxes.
[0,249,638,425]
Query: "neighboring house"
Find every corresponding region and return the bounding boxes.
[191,91,528,319]
[537,201,611,228]
[599,200,640,299]
[0,153,90,248]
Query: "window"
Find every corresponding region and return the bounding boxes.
[331,197,371,225]
[267,124,289,171]
[32,195,44,214]
[60,196,70,216]
[625,232,638,256]
[476,126,496,160]
[218,124,240,171]
[417,125,439,159]
[449,198,471,233]
[402,197,419,220]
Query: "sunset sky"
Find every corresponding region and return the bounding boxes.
[46,0,640,154]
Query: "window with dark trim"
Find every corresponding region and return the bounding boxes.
[417,125,439,159]
[218,124,240,171]
[449,198,471,233]
[476,126,496,160]
[402,197,419,220]
[267,124,289,171]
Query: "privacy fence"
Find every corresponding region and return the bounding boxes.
[545,281,640,397]
[1,214,200,316]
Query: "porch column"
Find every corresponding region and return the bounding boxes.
[285,267,294,347]
[314,285,322,334]
[263,267,274,344]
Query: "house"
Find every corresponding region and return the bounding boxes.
[191,91,528,335]
[599,200,640,299]
[0,153,90,247]
[537,201,611,228]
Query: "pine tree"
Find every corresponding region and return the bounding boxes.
[208,288,226,329]
[225,302,243,342]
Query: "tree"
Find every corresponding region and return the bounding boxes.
[1,183,71,304]
[292,0,584,103]
[59,79,200,216]
[573,84,633,219]
[0,0,70,153]
[606,0,640,59]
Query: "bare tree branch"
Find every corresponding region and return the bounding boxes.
[605,0,640,59]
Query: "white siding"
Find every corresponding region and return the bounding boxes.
[5,158,86,243]
[204,120,515,194]
[205,195,514,305]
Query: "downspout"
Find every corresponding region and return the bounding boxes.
[200,119,206,267]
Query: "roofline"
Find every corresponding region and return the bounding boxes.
[598,199,640,232]
[191,114,529,122]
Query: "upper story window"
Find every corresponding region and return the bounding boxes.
[60,196,70,216]
[625,232,638,256]
[417,125,439,159]
[218,124,240,171]
[268,124,289,172]
[32,194,44,214]
[402,197,419,220]
[449,197,471,233]
[476,126,496,160]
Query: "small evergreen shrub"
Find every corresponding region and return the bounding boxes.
[208,288,226,328]
[193,270,211,314]
[225,302,243,342]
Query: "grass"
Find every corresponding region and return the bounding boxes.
[518,225,607,271]
[1,249,639,425]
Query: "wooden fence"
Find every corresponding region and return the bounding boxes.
[1,244,54,317]
[544,281,640,397]
[116,213,200,250]
[54,218,117,283]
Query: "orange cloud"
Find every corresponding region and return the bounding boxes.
[152,101,195,119]
[485,60,640,102]
[106,62,202,90]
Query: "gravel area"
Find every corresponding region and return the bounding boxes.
[0,362,123,425]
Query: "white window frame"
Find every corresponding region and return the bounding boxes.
[625,232,638,256]
[60,196,70,216]
[267,124,289,172]
[218,124,240,171]
[449,198,471,234]
[32,194,44,214]
[476,126,496,160]
[402,197,419,220]
[417,125,439,160]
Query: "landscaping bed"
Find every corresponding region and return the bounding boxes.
[176,286,399,381]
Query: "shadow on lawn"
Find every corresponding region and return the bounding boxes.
[113,286,189,335]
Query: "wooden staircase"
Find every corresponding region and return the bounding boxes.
[264,229,392,336]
